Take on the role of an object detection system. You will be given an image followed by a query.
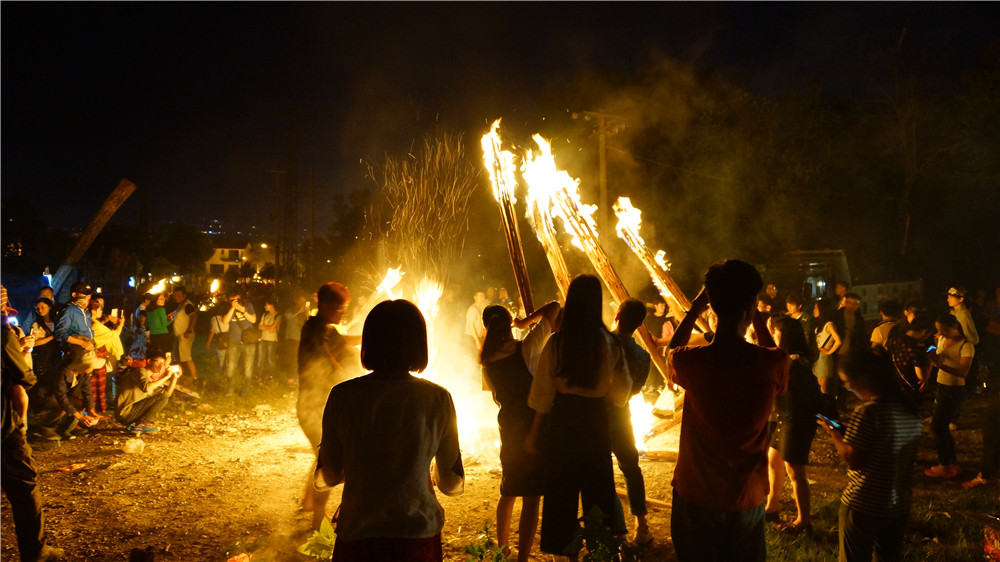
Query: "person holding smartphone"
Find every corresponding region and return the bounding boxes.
[114,346,179,435]
[819,350,922,562]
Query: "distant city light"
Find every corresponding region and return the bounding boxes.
[260,243,268,249]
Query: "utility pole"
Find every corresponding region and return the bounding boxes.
[573,110,623,234]
[265,169,286,272]
[308,167,316,288]
[283,113,300,281]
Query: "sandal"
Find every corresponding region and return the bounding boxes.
[778,522,813,536]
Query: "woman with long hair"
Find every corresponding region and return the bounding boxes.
[480,300,560,562]
[764,317,820,533]
[924,313,974,479]
[146,293,172,356]
[813,298,842,395]
[29,297,59,385]
[525,274,632,559]
[317,299,463,561]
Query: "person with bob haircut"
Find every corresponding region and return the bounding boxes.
[317,299,463,562]
[668,259,789,562]
[525,274,632,559]
[819,349,922,562]
[480,300,560,562]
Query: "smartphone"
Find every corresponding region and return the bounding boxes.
[817,414,843,431]
[111,308,119,318]
[927,345,937,353]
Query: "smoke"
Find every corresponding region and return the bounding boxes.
[551,54,826,291]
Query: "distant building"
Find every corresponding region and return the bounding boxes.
[204,240,275,277]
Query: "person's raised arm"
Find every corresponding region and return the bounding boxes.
[512,301,561,331]
[752,309,776,348]
[669,287,710,349]
[221,301,237,325]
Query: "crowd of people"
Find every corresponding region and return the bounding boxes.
[2,269,999,561]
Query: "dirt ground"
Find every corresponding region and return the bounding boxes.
[2,379,994,562]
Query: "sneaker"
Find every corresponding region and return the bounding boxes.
[924,464,960,478]
[134,424,159,434]
[924,464,950,478]
[633,525,653,546]
[962,472,987,489]
[125,424,141,435]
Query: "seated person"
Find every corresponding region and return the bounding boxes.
[30,351,104,441]
[115,346,179,435]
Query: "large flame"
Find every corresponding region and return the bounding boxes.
[481,119,518,203]
[629,394,655,453]
[522,134,599,252]
[147,278,168,295]
[210,279,220,294]
[376,267,404,295]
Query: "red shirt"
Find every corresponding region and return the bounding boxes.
[669,342,789,511]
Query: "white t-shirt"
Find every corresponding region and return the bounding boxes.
[935,336,974,386]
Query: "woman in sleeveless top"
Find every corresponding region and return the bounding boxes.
[480,301,559,562]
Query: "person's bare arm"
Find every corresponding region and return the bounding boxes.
[819,418,868,469]
[66,335,94,350]
[753,310,776,348]
[8,384,29,431]
[512,301,561,331]
[669,287,710,349]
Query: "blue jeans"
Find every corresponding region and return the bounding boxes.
[931,384,965,465]
[671,489,766,562]
[226,342,257,396]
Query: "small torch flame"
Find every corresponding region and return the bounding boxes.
[148,279,167,295]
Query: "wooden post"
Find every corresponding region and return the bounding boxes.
[51,178,136,296]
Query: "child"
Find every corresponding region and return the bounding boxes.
[819,350,923,562]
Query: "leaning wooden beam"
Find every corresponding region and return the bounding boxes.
[614,197,710,334]
[51,178,137,296]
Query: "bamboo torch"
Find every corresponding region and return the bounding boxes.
[522,135,670,391]
[482,120,535,315]
[613,197,710,334]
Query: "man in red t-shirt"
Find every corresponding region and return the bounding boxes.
[668,259,789,561]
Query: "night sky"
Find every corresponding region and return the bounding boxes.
[3,3,997,250]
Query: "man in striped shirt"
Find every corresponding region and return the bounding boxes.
[819,350,923,562]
